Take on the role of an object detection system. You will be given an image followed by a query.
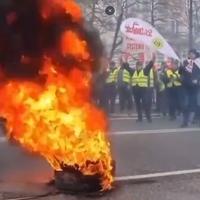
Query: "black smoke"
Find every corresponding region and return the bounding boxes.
[0,0,103,79]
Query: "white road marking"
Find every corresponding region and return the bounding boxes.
[110,113,138,117]
[0,128,200,144]
[116,168,200,182]
[110,116,160,120]
[110,114,160,118]
[112,128,200,135]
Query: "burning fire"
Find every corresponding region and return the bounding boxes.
[0,0,113,190]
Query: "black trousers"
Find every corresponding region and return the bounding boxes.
[132,87,151,121]
[157,90,168,116]
[105,83,116,113]
[146,88,153,112]
[167,86,183,119]
[118,84,132,112]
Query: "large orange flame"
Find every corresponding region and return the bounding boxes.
[0,0,113,191]
[41,0,83,21]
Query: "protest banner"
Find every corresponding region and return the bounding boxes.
[120,18,180,60]
[121,36,153,64]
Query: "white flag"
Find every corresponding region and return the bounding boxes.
[120,18,180,60]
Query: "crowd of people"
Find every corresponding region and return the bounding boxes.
[93,49,200,128]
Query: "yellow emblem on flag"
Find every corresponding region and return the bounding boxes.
[152,37,164,49]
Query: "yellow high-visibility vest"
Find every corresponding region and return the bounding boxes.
[122,69,131,84]
[117,68,131,85]
[166,69,181,88]
[106,69,118,84]
[132,70,148,87]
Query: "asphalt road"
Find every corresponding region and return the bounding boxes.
[1,116,200,184]
[0,116,200,200]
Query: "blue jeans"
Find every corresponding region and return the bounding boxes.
[182,87,198,125]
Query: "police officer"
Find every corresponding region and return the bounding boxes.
[105,61,118,113]
[132,56,155,122]
[117,62,132,113]
[164,60,182,120]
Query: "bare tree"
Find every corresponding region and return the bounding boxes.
[127,0,185,27]
[193,0,200,46]
[79,0,196,58]
[79,0,138,59]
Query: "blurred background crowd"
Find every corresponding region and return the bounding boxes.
[92,49,200,128]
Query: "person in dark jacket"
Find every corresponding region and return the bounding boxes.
[179,49,200,127]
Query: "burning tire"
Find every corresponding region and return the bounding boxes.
[0,0,114,192]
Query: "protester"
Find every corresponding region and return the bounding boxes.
[92,60,108,111]
[117,62,132,114]
[164,59,183,120]
[105,61,118,113]
[157,63,168,117]
[131,55,156,122]
[92,48,200,130]
[146,67,157,116]
[179,49,200,127]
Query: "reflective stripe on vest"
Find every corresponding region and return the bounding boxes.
[123,69,131,83]
[173,70,181,87]
[132,70,148,87]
